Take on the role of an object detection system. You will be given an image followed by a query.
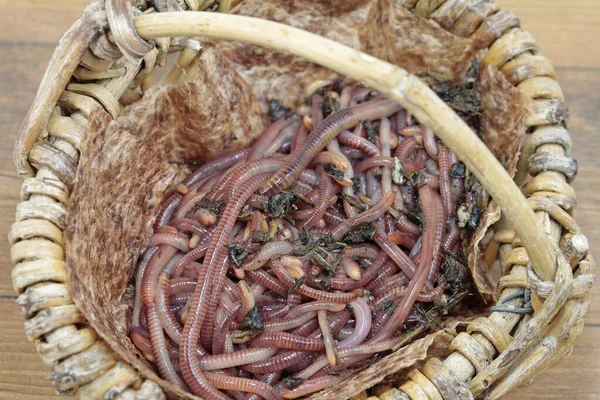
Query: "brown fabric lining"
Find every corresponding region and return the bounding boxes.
[466,63,531,301]
[64,1,529,398]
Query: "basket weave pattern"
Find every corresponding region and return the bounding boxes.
[9,0,595,399]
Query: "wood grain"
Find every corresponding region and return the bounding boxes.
[0,1,598,399]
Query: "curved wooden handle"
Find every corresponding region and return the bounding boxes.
[132,11,558,282]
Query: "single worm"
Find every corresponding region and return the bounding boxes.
[379,118,393,194]
[319,310,338,368]
[261,99,401,195]
[337,298,372,348]
[204,372,284,400]
[199,347,278,371]
[250,331,325,351]
[330,191,395,240]
[376,185,445,341]
[242,241,294,271]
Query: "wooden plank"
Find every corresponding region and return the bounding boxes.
[497,0,600,69]
[0,299,58,399]
[0,0,88,44]
[506,326,600,400]
[0,44,57,297]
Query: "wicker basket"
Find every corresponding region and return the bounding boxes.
[9,0,595,399]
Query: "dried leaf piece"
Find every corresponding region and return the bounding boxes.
[467,201,502,301]
[465,63,531,301]
[308,331,454,399]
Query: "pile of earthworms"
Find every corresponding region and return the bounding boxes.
[130,79,481,399]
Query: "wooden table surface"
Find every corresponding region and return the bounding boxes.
[0,1,598,399]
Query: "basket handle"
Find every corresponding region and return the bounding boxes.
[13,2,106,178]
[132,11,559,283]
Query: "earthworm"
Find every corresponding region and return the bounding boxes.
[330,252,388,291]
[250,331,325,351]
[183,148,250,187]
[147,305,188,389]
[318,310,338,367]
[365,170,381,201]
[340,147,368,159]
[237,281,255,321]
[132,246,158,327]
[365,262,398,292]
[395,136,427,172]
[398,125,421,137]
[157,274,183,343]
[421,125,438,159]
[377,185,445,340]
[374,231,416,279]
[312,94,324,128]
[287,301,347,317]
[290,123,308,153]
[371,273,408,298]
[245,269,288,297]
[148,231,190,252]
[271,260,359,303]
[418,172,440,190]
[294,338,399,379]
[395,213,421,236]
[330,191,395,240]
[212,302,242,355]
[395,109,408,132]
[438,144,454,219]
[337,298,371,348]
[264,311,317,332]
[342,243,380,259]
[261,99,401,195]
[379,118,393,194]
[309,151,348,171]
[199,347,278,371]
[426,158,440,176]
[354,156,394,174]
[342,257,362,280]
[262,304,291,322]
[443,220,461,252]
[388,231,418,249]
[169,218,209,236]
[181,177,275,397]
[204,372,283,400]
[299,166,335,229]
[169,239,210,278]
[281,375,347,399]
[244,310,350,375]
[242,241,294,271]
[141,245,179,307]
[154,193,183,229]
[327,138,359,217]
[248,118,294,160]
[372,283,444,308]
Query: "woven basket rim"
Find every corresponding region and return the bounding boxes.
[9,0,595,399]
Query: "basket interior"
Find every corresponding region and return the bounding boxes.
[63,1,532,397]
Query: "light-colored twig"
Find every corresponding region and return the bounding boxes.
[132,11,558,283]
